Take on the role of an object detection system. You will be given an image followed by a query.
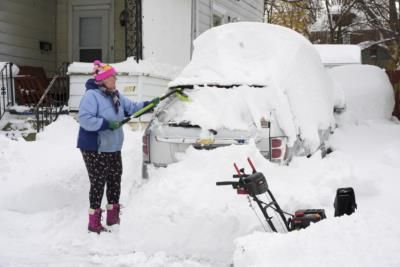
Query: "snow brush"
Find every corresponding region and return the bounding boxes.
[120,88,190,125]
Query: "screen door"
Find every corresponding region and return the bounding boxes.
[72,9,109,62]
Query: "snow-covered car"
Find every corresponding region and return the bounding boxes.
[328,64,395,123]
[142,22,337,177]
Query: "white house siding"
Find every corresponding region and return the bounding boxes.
[197,0,264,37]
[142,0,192,67]
[56,0,69,68]
[0,0,57,75]
[141,0,263,68]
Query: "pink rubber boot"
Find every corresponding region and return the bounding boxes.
[88,208,107,234]
[106,203,121,226]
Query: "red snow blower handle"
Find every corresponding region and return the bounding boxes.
[247,157,257,173]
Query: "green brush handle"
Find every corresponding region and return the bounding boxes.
[120,102,156,125]
[120,88,188,125]
[133,102,156,118]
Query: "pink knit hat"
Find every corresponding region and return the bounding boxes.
[93,60,116,81]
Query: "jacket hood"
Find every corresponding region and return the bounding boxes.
[85,79,99,91]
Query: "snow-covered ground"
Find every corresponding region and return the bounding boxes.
[0,113,399,267]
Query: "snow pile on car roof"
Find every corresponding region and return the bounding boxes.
[169,22,335,150]
[328,64,395,122]
[170,22,330,87]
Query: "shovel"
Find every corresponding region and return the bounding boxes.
[120,88,189,125]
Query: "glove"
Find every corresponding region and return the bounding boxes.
[151,97,160,106]
[108,120,121,130]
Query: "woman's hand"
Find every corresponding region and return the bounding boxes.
[108,121,122,130]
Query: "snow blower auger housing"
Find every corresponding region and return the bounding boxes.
[289,209,326,231]
[216,157,326,233]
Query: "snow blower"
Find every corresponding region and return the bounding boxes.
[216,157,326,233]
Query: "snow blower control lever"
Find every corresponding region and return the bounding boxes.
[216,158,326,233]
[120,88,189,125]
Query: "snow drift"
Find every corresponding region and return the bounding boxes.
[1,116,400,266]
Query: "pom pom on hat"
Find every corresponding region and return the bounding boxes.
[93,60,116,81]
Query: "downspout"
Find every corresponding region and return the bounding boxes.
[210,0,214,27]
[135,0,143,62]
[124,0,127,60]
[190,0,198,58]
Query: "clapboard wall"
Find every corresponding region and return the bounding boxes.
[197,0,264,36]
[0,0,57,74]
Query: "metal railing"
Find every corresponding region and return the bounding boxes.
[0,63,15,120]
[35,62,70,132]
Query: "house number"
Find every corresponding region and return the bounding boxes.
[123,85,136,93]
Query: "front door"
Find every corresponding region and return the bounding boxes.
[72,8,110,63]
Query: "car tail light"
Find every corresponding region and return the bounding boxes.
[271,139,282,148]
[271,149,282,158]
[270,137,288,163]
[142,135,148,154]
[142,133,150,162]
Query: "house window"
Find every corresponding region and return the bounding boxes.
[212,4,226,27]
[79,17,103,62]
[213,14,223,26]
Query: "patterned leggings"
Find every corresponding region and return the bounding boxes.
[81,150,123,209]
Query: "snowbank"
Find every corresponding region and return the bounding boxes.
[1,114,400,266]
[68,57,182,80]
[169,22,335,150]
[328,64,395,122]
[233,120,400,267]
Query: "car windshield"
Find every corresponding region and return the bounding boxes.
[156,85,281,131]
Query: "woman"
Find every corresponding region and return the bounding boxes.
[77,60,158,233]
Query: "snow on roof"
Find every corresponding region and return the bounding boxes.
[169,22,335,150]
[313,44,361,65]
[67,57,181,80]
